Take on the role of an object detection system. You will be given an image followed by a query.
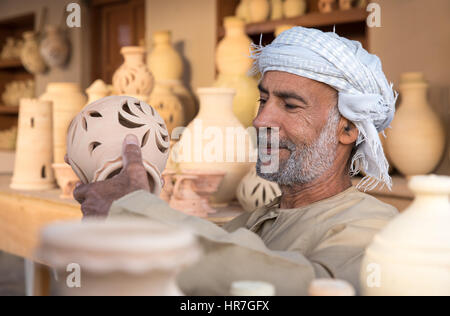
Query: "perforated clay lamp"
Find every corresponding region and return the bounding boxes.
[360,175,450,296]
[36,219,201,296]
[66,96,170,195]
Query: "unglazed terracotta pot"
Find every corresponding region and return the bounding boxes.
[113,46,154,102]
[166,79,198,124]
[36,219,202,296]
[283,0,307,18]
[148,82,185,134]
[20,31,46,74]
[270,0,284,20]
[318,0,335,13]
[236,167,281,212]
[360,175,450,296]
[39,82,87,164]
[309,279,355,296]
[147,31,183,82]
[275,24,295,37]
[248,0,270,22]
[11,99,55,190]
[386,73,446,176]
[177,88,254,204]
[52,163,79,199]
[339,0,353,10]
[86,79,110,105]
[66,96,170,195]
[236,0,251,22]
[40,25,69,68]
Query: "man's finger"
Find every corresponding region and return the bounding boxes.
[122,134,144,167]
[73,182,91,204]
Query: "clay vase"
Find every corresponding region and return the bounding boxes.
[215,17,259,127]
[177,88,254,204]
[10,99,55,190]
[318,0,335,13]
[39,82,87,164]
[270,0,284,20]
[339,0,353,10]
[36,219,202,296]
[20,31,46,74]
[360,175,450,295]
[283,0,307,18]
[148,82,185,134]
[112,46,154,102]
[248,0,270,22]
[386,73,446,176]
[86,79,110,105]
[168,80,197,124]
[275,24,295,37]
[52,163,79,199]
[40,25,69,68]
[309,279,355,296]
[66,96,170,195]
[236,167,281,212]
[236,0,251,22]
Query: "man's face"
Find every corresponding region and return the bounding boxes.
[253,71,340,186]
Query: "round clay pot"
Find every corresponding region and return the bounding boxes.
[318,0,335,13]
[248,0,270,22]
[270,0,284,20]
[40,25,69,68]
[66,96,170,195]
[20,31,46,74]
[283,0,307,18]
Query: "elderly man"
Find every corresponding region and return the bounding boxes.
[72,27,398,295]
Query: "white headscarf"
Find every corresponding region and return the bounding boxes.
[250,26,398,191]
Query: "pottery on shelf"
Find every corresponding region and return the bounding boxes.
[36,218,202,296]
[339,0,353,10]
[360,175,450,295]
[270,0,284,20]
[177,88,254,204]
[235,0,251,22]
[10,99,55,190]
[0,126,17,150]
[275,24,295,37]
[309,279,356,296]
[39,82,87,164]
[167,80,197,124]
[248,0,270,22]
[112,46,154,102]
[318,0,336,13]
[1,37,17,59]
[66,96,170,195]
[20,31,47,74]
[1,79,35,107]
[52,163,79,199]
[148,82,185,134]
[40,25,69,68]
[386,72,446,176]
[283,0,307,18]
[236,167,281,212]
[86,79,110,105]
[215,17,259,127]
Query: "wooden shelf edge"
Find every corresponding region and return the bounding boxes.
[0,106,19,114]
[0,58,24,69]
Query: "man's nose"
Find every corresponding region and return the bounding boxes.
[253,101,280,130]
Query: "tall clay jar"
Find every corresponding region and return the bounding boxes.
[39,83,87,164]
[177,88,254,204]
[113,46,154,102]
[360,175,450,295]
[215,17,259,127]
[11,99,55,190]
[386,73,446,176]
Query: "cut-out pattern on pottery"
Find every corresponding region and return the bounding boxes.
[11,98,55,190]
[361,175,450,295]
[113,46,154,101]
[36,219,201,296]
[20,31,46,74]
[40,25,69,68]
[39,82,86,164]
[66,96,170,195]
[236,168,281,212]
[386,72,446,176]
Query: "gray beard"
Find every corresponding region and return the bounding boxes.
[256,106,341,186]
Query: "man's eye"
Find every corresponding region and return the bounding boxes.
[258,98,267,105]
[284,104,298,110]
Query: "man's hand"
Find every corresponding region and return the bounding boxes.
[70,134,151,219]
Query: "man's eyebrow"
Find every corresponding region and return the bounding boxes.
[258,83,269,94]
[274,90,308,105]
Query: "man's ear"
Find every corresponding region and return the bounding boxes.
[338,117,358,145]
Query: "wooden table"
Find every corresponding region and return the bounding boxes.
[0,173,242,295]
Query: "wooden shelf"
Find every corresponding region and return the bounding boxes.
[0,106,19,115]
[0,58,24,70]
[218,8,368,37]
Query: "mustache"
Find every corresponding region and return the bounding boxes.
[257,135,296,151]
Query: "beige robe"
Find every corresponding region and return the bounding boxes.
[108,186,398,295]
